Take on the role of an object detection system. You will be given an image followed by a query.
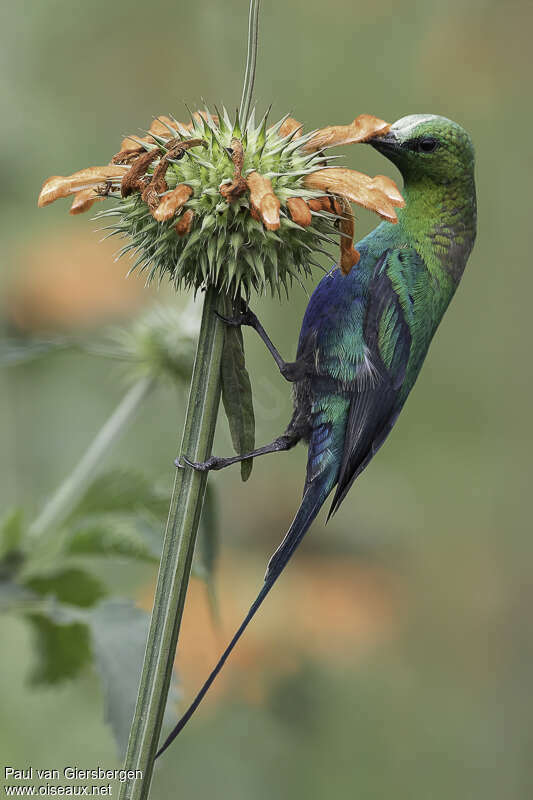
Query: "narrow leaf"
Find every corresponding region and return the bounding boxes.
[220,297,255,481]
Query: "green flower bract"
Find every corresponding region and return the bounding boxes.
[98,108,339,299]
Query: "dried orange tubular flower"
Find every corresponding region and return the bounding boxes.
[153,185,193,222]
[69,188,102,215]
[175,208,195,237]
[370,174,405,206]
[303,114,390,152]
[246,171,280,231]
[287,197,312,227]
[121,150,159,198]
[261,194,282,231]
[278,117,303,139]
[143,138,205,214]
[38,167,128,207]
[112,148,145,165]
[149,116,178,137]
[117,134,153,156]
[307,196,333,213]
[335,197,360,275]
[118,116,178,154]
[38,105,404,295]
[118,113,219,156]
[305,167,400,223]
[220,138,248,202]
[189,111,219,128]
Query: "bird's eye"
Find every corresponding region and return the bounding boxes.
[418,137,439,153]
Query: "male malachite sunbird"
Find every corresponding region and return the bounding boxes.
[157,114,477,757]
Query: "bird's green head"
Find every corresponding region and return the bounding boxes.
[369,114,475,186]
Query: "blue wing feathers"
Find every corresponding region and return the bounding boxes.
[299,246,415,517]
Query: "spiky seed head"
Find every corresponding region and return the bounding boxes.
[38,109,405,300]
[100,109,345,299]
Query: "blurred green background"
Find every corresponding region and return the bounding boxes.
[1,0,532,797]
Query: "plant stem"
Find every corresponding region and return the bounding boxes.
[118,287,225,800]
[239,0,261,126]
[28,376,154,540]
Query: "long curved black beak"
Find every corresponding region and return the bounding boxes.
[367,129,401,153]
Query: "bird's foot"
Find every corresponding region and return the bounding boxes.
[177,455,224,472]
[214,308,258,328]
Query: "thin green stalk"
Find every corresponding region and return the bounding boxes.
[28,376,154,540]
[118,287,225,800]
[239,0,261,126]
[118,5,261,794]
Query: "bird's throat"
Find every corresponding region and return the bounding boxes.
[399,177,477,284]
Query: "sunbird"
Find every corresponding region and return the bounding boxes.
[157,114,477,757]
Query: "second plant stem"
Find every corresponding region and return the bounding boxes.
[29,375,154,540]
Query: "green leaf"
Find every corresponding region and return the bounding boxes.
[85,599,180,757]
[26,613,92,684]
[63,515,160,563]
[220,298,255,481]
[0,508,24,560]
[25,567,106,608]
[68,469,168,522]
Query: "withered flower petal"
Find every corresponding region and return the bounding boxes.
[121,150,159,198]
[153,185,193,222]
[307,196,332,213]
[118,117,179,156]
[38,167,128,207]
[175,208,195,237]
[335,197,360,275]
[112,148,146,165]
[246,171,280,230]
[278,117,303,139]
[370,174,405,206]
[220,178,248,202]
[69,188,102,215]
[149,116,178,136]
[189,111,219,129]
[304,168,400,223]
[303,114,390,152]
[287,197,312,227]
[220,138,248,202]
[141,138,205,213]
[118,134,152,155]
[261,195,281,231]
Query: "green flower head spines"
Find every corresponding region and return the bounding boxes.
[38,109,405,297]
[103,110,331,297]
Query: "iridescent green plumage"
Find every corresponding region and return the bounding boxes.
[157,114,477,757]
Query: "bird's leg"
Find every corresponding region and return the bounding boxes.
[215,308,306,382]
[178,433,299,472]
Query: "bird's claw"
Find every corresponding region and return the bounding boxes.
[214,309,258,328]
[179,455,218,472]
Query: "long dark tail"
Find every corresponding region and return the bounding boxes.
[155,480,331,759]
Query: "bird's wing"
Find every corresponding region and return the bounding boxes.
[327,248,418,516]
[297,263,369,385]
